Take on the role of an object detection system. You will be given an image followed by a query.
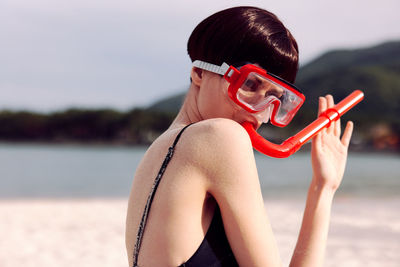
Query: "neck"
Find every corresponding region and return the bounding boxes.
[170,84,203,129]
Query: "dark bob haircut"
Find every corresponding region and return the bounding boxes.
[187,6,299,83]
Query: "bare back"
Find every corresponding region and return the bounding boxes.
[125,123,217,266]
[126,118,282,267]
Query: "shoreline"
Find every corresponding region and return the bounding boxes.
[1,196,399,267]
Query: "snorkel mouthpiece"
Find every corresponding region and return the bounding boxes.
[242,90,364,158]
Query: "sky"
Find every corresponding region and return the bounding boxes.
[1,0,399,112]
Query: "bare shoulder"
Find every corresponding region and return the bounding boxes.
[177,118,257,186]
[182,118,253,154]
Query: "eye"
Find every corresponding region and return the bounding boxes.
[265,87,284,99]
[243,78,259,92]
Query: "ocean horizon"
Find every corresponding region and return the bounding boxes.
[0,143,398,199]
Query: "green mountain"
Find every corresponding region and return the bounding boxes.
[295,41,400,129]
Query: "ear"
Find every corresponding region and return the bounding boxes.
[190,67,203,87]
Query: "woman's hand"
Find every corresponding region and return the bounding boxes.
[311,95,354,192]
[292,95,353,267]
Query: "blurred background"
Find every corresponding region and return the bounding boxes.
[0,0,399,266]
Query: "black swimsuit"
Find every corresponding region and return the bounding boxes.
[132,124,239,267]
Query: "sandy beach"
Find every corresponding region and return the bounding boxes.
[1,196,399,267]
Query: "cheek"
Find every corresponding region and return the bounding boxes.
[220,80,243,114]
[198,78,235,119]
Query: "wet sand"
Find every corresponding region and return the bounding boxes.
[1,196,399,267]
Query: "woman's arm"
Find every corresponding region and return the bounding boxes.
[290,95,354,266]
[188,97,353,266]
[187,119,283,266]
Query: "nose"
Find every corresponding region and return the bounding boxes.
[253,105,272,124]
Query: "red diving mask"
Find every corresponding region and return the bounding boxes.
[192,60,305,127]
[192,60,364,158]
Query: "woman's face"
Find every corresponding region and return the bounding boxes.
[196,71,267,129]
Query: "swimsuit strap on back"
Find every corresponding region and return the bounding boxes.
[132,124,193,267]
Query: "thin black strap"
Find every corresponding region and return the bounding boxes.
[132,124,193,267]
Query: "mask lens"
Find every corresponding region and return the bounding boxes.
[235,72,304,126]
[236,72,283,111]
[273,90,303,125]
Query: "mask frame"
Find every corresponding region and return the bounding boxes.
[192,60,305,127]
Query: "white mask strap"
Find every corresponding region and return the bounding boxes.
[192,60,230,76]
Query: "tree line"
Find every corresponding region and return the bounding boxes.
[0,107,398,152]
[0,108,174,145]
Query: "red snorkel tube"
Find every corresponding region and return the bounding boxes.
[241,90,364,158]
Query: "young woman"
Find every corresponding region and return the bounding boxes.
[126,6,354,267]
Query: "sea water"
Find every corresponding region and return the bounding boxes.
[0,143,398,198]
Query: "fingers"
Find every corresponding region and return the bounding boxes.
[325,95,335,134]
[317,95,354,149]
[332,97,341,137]
[318,96,327,116]
[326,94,334,108]
[317,96,328,137]
[341,121,354,147]
[334,118,341,137]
